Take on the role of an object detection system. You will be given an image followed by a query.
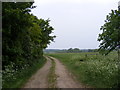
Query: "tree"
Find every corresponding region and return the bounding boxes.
[2,2,35,68]
[2,2,55,69]
[2,2,56,87]
[39,19,56,49]
[98,10,120,55]
[67,48,73,53]
[73,48,80,53]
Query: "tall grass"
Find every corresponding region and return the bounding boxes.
[47,52,119,88]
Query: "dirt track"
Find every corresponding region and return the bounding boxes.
[51,56,85,88]
[23,56,86,88]
[23,57,51,88]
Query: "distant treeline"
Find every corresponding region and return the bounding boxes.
[44,48,98,53]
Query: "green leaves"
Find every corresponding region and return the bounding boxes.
[98,10,120,55]
[2,2,56,71]
[2,2,56,87]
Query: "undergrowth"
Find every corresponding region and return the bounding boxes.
[2,57,46,88]
[47,52,119,88]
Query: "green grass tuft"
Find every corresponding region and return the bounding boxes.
[48,57,57,88]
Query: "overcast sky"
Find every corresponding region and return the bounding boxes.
[31,0,119,49]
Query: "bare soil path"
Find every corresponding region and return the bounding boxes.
[23,57,51,88]
[50,56,86,88]
[23,56,86,88]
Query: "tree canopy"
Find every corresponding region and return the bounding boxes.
[98,9,120,55]
[2,2,56,69]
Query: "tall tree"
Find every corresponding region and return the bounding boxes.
[2,2,35,68]
[98,10,120,55]
[2,2,55,69]
[2,2,56,88]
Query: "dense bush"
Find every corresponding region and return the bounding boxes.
[2,2,55,88]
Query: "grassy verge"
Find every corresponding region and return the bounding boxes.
[2,57,46,88]
[47,52,119,88]
[0,72,2,89]
[47,56,57,88]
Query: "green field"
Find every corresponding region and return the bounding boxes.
[47,52,119,88]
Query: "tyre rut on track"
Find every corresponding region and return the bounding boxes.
[23,56,87,88]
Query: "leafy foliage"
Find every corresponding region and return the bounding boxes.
[98,10,120,55]
[2,2,55,88]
